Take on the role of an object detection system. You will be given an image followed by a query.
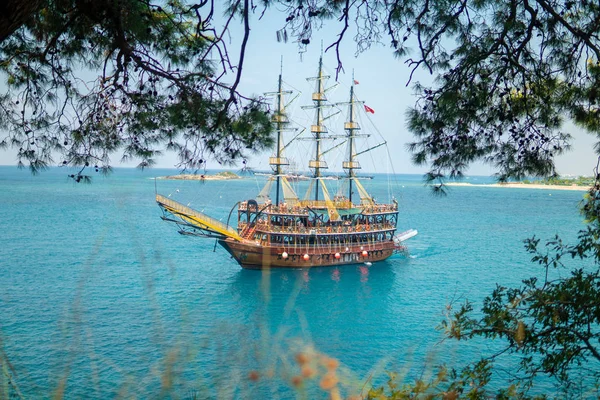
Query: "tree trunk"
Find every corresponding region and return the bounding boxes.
[0,0,46,43]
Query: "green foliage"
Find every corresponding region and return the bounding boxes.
[525,176,595,187]
[0,0,274,179]
[439,185,600,395]
[365,361,534,399]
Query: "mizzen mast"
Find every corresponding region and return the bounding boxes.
[307,55,329,201]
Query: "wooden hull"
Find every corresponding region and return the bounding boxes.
[218,238,397,269]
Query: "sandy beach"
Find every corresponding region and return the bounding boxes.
[446,182,590,191]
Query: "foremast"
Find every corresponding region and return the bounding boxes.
[271,68,289,205]
[262,61,299,206]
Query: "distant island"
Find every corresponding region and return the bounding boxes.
[521,176,594,187]
[157,171,241,181]
[446,176,593,191]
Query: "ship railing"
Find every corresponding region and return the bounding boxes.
[266,201,396,212]
[268,241,395,254]
[239,201,366,215]
[361,204,398,214]
[239,203,397,215]
[251,223,395,235]
[238,202,309,215]
[265,204,309,215]
[253,222,270,232]
[297,200,354,209]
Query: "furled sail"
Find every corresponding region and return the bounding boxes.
[319,180,341,221]
[257,178,274,202]
[353,177,375,205]
[281,177,299,204]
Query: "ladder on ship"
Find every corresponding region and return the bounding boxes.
[242,225,257,240]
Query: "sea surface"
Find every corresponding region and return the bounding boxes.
[0,166,591,398]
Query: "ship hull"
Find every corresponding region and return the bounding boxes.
[219,238,397,269]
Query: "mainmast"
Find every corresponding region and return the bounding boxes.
[268,60,291,205]
[343,76,361,203]
[308,56,329,201]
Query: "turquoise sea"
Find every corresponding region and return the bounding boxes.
[0,166,590,398]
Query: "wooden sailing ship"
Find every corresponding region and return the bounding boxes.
[156,57,417,269]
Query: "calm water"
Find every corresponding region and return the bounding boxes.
[0,166,589,398]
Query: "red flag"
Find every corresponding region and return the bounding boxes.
[354,79,360,85]
[364,105,375,114]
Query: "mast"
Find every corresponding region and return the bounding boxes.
[268,58,290,205]
[308,55,329,201]
[343,74,361,203]
[275,71,284,205]
[341,76,385,206]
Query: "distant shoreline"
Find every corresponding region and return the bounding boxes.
[156,173,240,181]
[446,182,590,191]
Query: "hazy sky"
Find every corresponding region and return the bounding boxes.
[1,5,598,177]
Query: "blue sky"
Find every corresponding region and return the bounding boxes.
[0,4,598,177]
